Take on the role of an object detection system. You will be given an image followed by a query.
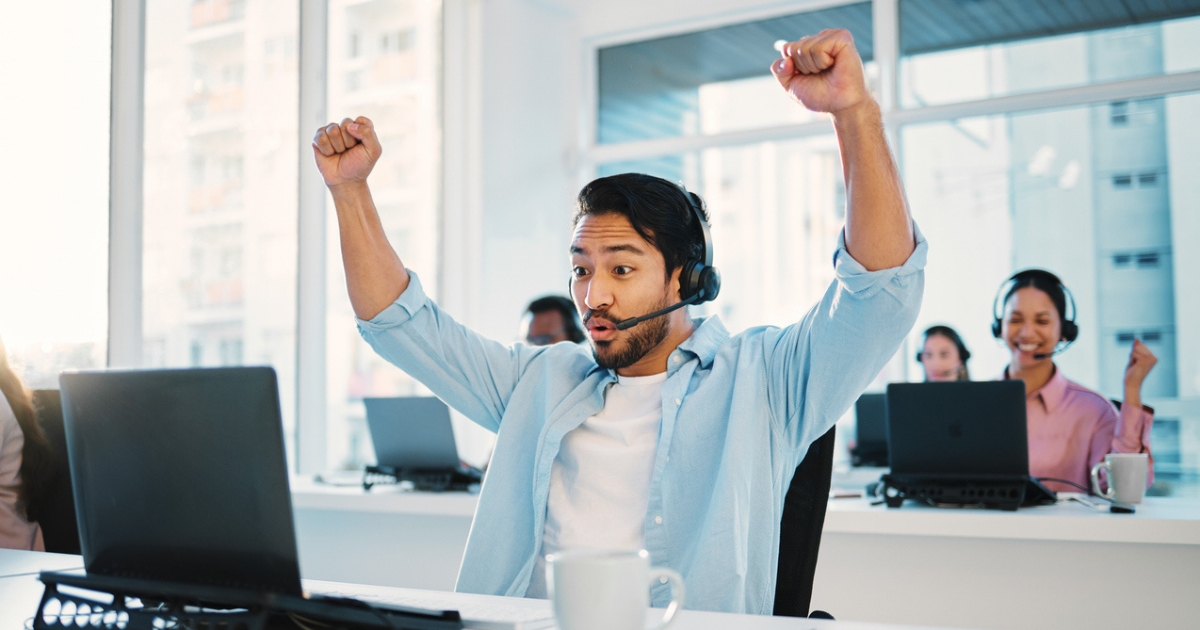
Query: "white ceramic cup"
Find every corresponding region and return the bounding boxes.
[546,549,684,630]
[1091,453,1149,504]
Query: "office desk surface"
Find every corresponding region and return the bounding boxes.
[0,549,959,630]
[291,481,1200,629]
[293,475,1200,545]
[824,494,1200,544]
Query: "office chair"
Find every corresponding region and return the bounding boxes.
[773,426,836,618]
[31,390,81,554]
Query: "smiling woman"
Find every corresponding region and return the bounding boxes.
[0,1,111,387]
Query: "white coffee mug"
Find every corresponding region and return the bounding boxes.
[1091,453,1149,505]
[547,549,684,630]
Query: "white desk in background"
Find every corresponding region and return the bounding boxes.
[291,476,1200,630]
[0,549,959,630]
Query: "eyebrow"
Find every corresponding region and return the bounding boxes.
[569,243,648,256]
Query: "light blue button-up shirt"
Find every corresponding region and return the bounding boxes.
[356,228,926,614]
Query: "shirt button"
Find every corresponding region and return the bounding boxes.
[673,398,681,406]
[673,355,681,364]
[654,516,663,524]
[659,576,669,584]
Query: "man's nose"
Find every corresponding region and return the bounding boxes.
[584,275,613,311]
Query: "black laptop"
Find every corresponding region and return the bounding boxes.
[365,397,462,470]
[363,397,482,491]
[881,380,1056,510]
[849,393,888,467]
[48,367,461,629]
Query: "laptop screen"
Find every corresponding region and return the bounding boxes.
[59,367,302,595]
[364,397,460,470]
[885,380,1029,478]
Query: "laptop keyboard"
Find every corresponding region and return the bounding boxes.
[307,582,556,630]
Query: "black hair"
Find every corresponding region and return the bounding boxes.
[573,173,709,281]
[0,340,56,525]
[918,325,972,380]
[525,295,586,343]
[1003,269,1069,327]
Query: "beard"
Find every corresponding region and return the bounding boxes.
[589,296,672,370]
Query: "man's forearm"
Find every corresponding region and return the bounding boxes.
[833,101,914,271]
[330,182,409,320]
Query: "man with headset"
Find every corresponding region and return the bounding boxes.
[312,30,925,614]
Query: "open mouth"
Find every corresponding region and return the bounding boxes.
[586,317,617,341]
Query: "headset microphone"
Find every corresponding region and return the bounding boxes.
[613,293,701,331]
[1032,346,1068,360]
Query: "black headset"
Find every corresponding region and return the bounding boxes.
[675,184,721,305]
[915,325,972,364]
[991,268,1078,349]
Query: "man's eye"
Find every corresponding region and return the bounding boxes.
[614,266,633,275]
[572,267,589,277]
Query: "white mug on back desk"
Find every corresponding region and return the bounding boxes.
[1091,453,1149,505]
[547,549,684,630]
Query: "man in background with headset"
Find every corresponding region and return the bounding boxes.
[311,30,925,614]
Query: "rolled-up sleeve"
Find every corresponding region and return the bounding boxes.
[765,224,927,451]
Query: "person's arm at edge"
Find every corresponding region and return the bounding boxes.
[313,117,409,320]
[1114,340,1157,486]
[771,29,914,271]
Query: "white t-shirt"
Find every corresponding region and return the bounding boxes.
[0,395,43,551]
[525,371,666,598]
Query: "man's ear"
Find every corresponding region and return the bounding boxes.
[668,266,683,301]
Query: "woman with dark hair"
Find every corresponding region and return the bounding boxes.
[993,269,1157,493]
[0,337,54,550]
[918,325,971,381]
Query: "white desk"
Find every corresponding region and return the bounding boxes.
[813,496,1200,630]
[291,478,1200,630]
[0,549,957,630]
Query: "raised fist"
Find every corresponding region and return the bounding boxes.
[312,116,383,189]
[770,29,872,115]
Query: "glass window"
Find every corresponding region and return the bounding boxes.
[0,2,110,386]
[900,12,1200,108]
[597,2,873,144]
[325,0,442,470]
[900,92,1200,496]
[143,0,300,453]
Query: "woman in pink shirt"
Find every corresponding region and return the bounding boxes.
[993,269,1157,493]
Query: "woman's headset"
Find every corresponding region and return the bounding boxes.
[991,268,1078,355]
[915,325,972,365]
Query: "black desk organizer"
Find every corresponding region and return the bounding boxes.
[363,464,482,492]
[34,571,463,630]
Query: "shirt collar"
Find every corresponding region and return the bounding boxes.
[675,315,729,369]
[1006,365,1068,413]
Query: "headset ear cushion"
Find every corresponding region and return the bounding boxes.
[915,351,923,363]
[1062,320,1079,343]
[699,266,721,302]
[991,320,1002,339]
[677,261,698,301]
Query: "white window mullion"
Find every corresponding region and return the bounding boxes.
[108,0,146,369]
[296,0,329,474]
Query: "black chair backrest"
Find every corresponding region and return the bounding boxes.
[30,390,81,554]
[773,426,836,617]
